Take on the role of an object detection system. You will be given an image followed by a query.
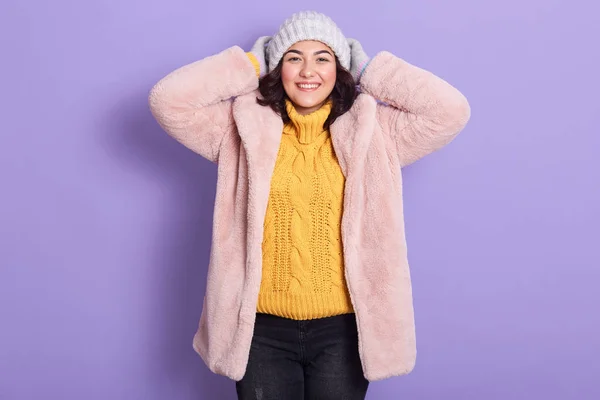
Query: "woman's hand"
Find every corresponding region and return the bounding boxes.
[248,36,271,78]
[347,38,371,83]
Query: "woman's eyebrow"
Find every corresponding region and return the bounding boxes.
[283,49,333,56]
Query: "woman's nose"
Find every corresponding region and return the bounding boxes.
[300,67,313,78]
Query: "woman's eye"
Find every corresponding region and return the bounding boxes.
[287,57,301,62]
[317,57,330,62]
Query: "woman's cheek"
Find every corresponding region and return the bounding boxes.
[321,70,336,87]
[280,65,297,84]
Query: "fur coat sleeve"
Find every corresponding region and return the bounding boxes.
[147,46,257,163]
[360,51,471,167]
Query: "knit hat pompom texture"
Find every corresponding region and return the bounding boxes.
[266,11,351,72]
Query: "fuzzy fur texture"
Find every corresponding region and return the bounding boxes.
[148,45,470,381]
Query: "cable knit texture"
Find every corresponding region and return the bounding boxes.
[259,100,353,320]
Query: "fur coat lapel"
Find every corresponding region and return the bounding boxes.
[231,91,283,321]
[330,93,377,177]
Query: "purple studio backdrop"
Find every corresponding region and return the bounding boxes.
[1,0,599,399]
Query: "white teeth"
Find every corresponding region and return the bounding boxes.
[298,84,319,89]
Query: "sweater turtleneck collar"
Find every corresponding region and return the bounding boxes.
[283,99,332,144]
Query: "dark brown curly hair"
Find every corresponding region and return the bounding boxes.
[256,57,358,130]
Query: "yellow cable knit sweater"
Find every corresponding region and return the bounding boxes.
[258,99,354,320]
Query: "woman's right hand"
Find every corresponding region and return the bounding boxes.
[248,36,271,78]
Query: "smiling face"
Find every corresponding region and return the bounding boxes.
[280,40,337,115]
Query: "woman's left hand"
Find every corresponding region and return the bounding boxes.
[347,38,371,83]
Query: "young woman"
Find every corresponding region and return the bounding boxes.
[149,10,470,400]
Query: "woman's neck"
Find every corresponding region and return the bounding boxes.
[283,99,332,144]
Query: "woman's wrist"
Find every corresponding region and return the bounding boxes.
[355,58,371,83]
[246,52,261,78]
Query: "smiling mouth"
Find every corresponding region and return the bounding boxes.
[296,83,321,91]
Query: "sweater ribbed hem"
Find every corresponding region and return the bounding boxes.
[257,290,354,320]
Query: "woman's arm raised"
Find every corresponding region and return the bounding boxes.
[148,46,258,163]
[358,47,471,168]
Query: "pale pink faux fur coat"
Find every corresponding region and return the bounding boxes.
[148,45,470,381]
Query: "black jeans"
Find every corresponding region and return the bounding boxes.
[236,313,369,400]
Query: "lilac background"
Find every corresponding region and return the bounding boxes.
[1,0,599,399]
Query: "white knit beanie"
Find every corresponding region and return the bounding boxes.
[266,11,351,72]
